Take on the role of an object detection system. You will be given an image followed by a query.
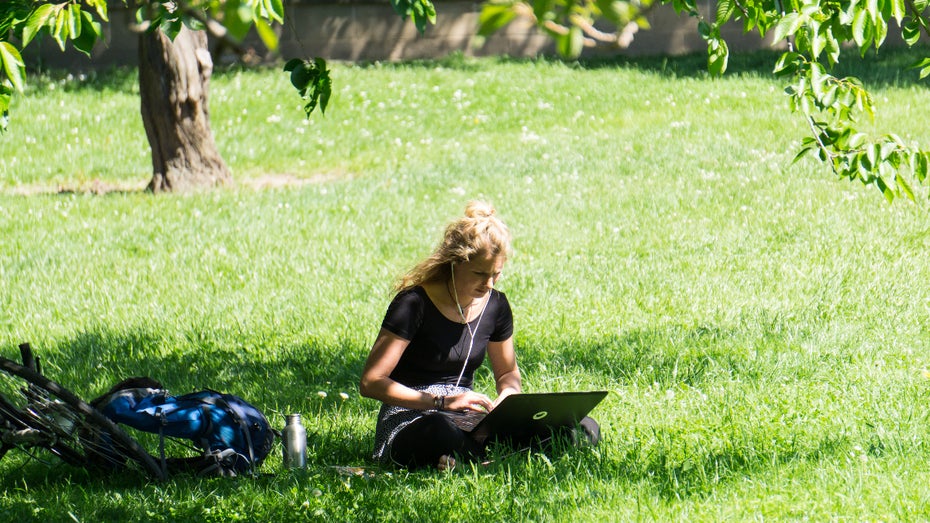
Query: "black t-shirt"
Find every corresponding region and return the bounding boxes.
[380,286,514,389]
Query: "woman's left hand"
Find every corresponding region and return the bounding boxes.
[491,387,518,409]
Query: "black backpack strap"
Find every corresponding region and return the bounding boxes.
[155,408,167,478]
[196,392,257,475]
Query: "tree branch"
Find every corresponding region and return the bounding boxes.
[804,115,841,177]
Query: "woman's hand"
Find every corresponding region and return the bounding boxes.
[444,391,493,412]
[491,387,518,409]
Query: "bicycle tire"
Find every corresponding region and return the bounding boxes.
[0,357,167,480]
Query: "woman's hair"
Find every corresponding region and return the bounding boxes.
[396,201,512,291]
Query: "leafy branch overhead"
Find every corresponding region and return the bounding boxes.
[480,0,930,202]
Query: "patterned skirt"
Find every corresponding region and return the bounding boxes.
[372,383,470,464]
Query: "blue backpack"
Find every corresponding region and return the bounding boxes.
[93,379,275,476]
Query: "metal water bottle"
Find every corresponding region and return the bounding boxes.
[282,413,307,469]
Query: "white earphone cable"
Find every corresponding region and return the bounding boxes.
[451,262,490,388]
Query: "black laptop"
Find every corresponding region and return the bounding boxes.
[442,391,608,445]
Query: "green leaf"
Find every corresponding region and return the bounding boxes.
[772,12,803,43]
[890,0,906,23]
[224,1,254,41]
[52,8,69,50]
[913,57,930,79]
[896,171,915,201]
[283,58,303,73]
[477,5,518,36]
[810,21,825,59]
[289,62,313,91]
[902,19,921,46]
[920,65,930,80]
[0,84,11,133]
[68,3,82,38]
[160,16,183,41]
[697,20,711,39]
[876,176,895,203]
[22,4,57,47]
[264,0,285,24]
[848,132,867,148]
[716,0,735,24]
[852,8,869,48]
[773,51,800,76]
[916,152,930,184]
[0,42,26,93]
[873,11,887,47]
[72,12,102,56]
[285,57,331,117]
[866,142,880,169]
[821,85,837,108]
[809,62,826,99]
[824,26,841,65]
[254,18,279,51]
[880,141,898,161]
[866,0,880,22]
[707,37,729,76]
[79,0,109,22]
[556,25,585,58]
[792,139,816,163]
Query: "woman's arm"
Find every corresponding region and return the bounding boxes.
[487,336,521,408]
[359,329,437,410]
[360,328,496,412]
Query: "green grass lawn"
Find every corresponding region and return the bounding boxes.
[2,47,930,521]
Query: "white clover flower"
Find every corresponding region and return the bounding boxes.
[317,391,327,398]
[339,392,349,400]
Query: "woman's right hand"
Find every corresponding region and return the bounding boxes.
[444,391,493,413]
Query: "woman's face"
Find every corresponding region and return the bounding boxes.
[453,252,505,301]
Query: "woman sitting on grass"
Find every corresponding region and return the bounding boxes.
[359,200,522,470]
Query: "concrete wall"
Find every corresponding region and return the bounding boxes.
[19,1,914,70]
[21,1,777,70]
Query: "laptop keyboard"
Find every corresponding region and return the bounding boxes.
[441,410,487,432]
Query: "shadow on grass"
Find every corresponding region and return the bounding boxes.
[21,328,366,401]
[351,44,930,90]
[32,44,930,99]
[576,44,930,86]
[0,316,861,506]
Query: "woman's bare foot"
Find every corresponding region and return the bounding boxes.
[437,455,456,471]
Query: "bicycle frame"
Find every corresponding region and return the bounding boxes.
[0,343,166,480]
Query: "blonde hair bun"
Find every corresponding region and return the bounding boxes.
[464,200,495,219]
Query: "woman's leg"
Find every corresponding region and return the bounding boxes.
[388,413,483,469]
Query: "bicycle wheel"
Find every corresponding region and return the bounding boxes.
[0,357,167,480]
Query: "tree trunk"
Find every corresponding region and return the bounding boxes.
[139,26,230,193]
